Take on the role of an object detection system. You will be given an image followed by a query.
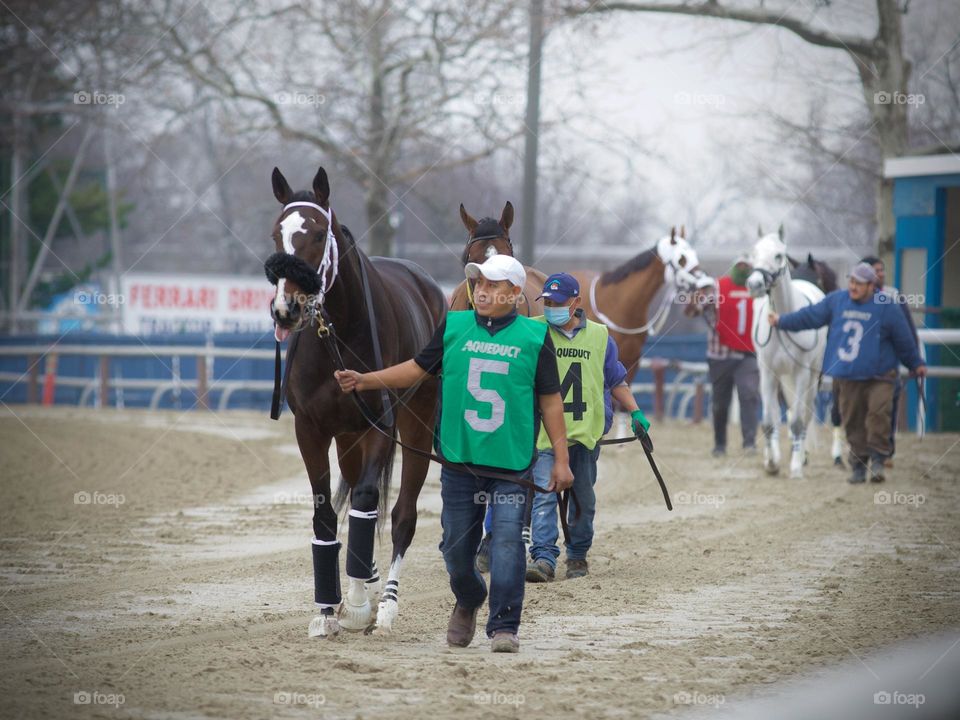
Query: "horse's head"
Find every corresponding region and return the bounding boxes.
[655,225,713,306]
[746,224,788,298]
[265,166,340,340]
[459,202,514,265]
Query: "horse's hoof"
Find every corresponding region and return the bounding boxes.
[833,457,844,467]
[374,599,399,634]
[765,464,780,476]
[308,615,341,638]
[790,469,804,479]
[338,600,373,631]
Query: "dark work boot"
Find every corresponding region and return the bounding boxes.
[869,455,887,483]
[847,456,867,484]
[446,603,479,648]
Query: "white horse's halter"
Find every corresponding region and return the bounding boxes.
[281,201,340,304]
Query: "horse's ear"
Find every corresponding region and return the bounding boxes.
[670,226,677,244]
[312,167,330,207]
[778,223,785,241]
[680,224,686,239]
[499,201,514,231]
[272,167,293,205]
[460,203,478,234]
[807,252,815,268]
[757,224,764,238]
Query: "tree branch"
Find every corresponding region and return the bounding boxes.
[568,1,879,57]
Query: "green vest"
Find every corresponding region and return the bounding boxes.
[535,316,608,450]
[439,311,547,471]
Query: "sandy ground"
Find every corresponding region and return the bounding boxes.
[1,405,958,719]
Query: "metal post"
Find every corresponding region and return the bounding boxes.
[520,0,544,267]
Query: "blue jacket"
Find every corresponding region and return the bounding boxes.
[777,290,923,380]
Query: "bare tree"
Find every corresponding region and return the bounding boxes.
[146,0,528,257]
[568,0,919,254]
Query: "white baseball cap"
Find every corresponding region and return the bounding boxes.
[465,254,526,289]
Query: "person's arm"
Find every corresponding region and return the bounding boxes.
[336,318,445,392]
[887,304,927,376]
[335,359,429,392]
[534,333,573,491]
[538,392,573,492]
[770,295,832,331]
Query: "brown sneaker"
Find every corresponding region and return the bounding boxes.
[565,558,589,579]
[491,631,519,653]
[446,603,478,647]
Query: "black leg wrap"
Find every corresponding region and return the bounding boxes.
[345,511,377,580]
[311,540,342,606]
[382,579,399,604]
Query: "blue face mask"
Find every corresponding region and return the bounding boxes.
[544,306,571,326]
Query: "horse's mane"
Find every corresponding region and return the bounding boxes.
[600,247,658,284]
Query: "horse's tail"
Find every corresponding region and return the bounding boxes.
[331,430,396,530]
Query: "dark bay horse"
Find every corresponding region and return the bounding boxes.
[571,227,712,383]
[266,166,446,637]
[449,201,547,315]
[789,252,839,294]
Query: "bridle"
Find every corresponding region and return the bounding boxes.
[281,201,340,305]
[460,231,512,266]
[591,244,710,336]
[265,201,342,336]
[751,258,821,355]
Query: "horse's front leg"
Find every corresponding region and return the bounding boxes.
[295,420,340,638]
[339,430,393,632]
[759,363,781,475]
[371,395,434,634]
[788,372,811,478]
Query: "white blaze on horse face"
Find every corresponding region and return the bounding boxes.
[279,211,306,254]
[274,278,289,316]
[484,245,498,259]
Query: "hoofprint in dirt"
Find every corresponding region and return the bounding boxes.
[1,406,957,719]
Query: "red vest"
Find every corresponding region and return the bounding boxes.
[716,276,754,352]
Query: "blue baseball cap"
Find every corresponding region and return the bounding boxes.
[537,273,580,302]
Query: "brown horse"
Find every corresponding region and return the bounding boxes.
[449,201,547,315]
[789,252,839,294]
[265,166,446,638]
[571,226,712,383]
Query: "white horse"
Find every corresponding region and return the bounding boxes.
[746,228,827,478]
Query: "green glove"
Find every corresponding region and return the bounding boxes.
[631,409,650,435]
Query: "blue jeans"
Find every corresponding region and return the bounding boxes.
[439,466,526,636]
[529,444,600,567]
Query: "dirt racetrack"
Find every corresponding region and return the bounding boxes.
[1,406,958,719]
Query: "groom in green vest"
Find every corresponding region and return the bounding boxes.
[334,254,573,653]
[526,272,651,582]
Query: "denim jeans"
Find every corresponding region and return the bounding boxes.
[529,444,600,567]
[439,466,526,636]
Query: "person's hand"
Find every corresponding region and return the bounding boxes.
[914,365,928,378]
[630,409,650,435]
[768,311,779,327]
[334,369,365,393]
[548,460,574,493]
